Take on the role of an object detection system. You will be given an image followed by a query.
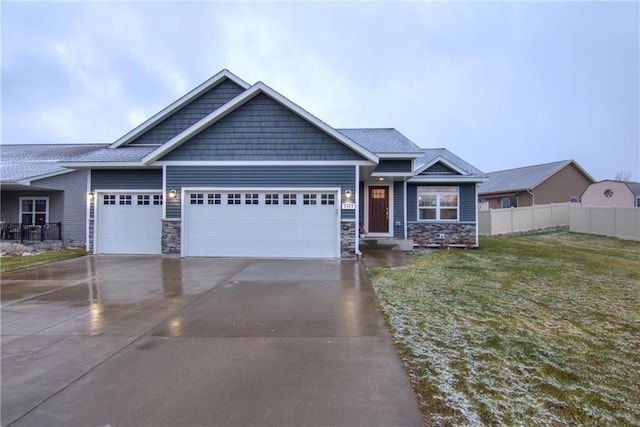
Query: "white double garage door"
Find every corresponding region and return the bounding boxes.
[95,189,340,258]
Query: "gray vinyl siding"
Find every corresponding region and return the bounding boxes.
[358,182,365,224]
[393,181,404,238]
[90,169,162,190]
[419,162,458,175]
[0,190,63,224]
[374,160,412,173]
[34,170,89,245]
[161,94,364,161]
[407,183,476,222]
[129,79,245,146]
[459,184,477,222]
[166,165,356,220]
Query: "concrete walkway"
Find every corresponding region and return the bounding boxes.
[1,256,423,426]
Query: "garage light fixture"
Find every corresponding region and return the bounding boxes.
[169,189,178,198]
[345,190,352,199]
[88,192,94,201]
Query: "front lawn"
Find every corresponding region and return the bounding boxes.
[0,248,87,273]
[369,232,640,426]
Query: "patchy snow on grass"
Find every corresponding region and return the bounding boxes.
[371,233,640,426]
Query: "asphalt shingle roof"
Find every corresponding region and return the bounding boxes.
[338,128,423,155]
[415,148,486,177]
[0,144,106,182]
[624,181,640,196]
[479,160,578,195]
[63,146,158,163]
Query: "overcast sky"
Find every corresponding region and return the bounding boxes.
[2,1,638,181]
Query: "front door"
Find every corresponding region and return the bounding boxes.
[368,186,389,233]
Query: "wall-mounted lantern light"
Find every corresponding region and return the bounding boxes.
[345,189,352,199]
[88,192,95,201]
[169,189,178,198]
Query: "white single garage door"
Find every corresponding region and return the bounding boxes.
[96,192,163,254]
[184,190,339,258]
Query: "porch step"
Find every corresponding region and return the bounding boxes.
[360,238,414,251]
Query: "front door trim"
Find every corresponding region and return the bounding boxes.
[364,182,393,237]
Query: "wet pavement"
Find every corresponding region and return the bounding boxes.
[360,248,412,268]
[1,256,422,426]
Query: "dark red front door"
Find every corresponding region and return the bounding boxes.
[368,186,389,233]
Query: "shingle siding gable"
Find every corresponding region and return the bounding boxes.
[128,78,246,146]
[420,162,459,175]
[160,93,364,161]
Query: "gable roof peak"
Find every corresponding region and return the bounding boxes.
[140,79,378,164]
[110,69,251,149]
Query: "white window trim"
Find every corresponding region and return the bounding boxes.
[417,186,459,222]
[19,196,49,225]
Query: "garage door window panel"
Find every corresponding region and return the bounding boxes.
[228,194,241,205]
[283,194,297,205]
[321,194,335,205]
[208,193,221,205]
[190,193,204,205]
[119,195,132,205]
[245,193,259,205]
[265,194,279,205]
[303,194,317,205]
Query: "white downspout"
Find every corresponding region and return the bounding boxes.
[355,165,361,256]
[475,183,480,246]
[404,180,408,240]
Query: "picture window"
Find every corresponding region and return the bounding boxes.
[417,187,458,221]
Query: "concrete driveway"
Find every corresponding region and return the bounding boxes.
[1,256,422,426]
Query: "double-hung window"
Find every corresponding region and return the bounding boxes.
[417,187,458,221]
[20,197,48,225]
[501,197,518,208]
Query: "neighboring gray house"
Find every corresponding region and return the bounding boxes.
[7,69,486,257]
[478,160,594,209]
[0,144,106,245]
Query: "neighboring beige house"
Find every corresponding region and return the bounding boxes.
[581,180,640,207]
[479,160,595,209]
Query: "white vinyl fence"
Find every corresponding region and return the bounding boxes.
[479,203,640,241]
